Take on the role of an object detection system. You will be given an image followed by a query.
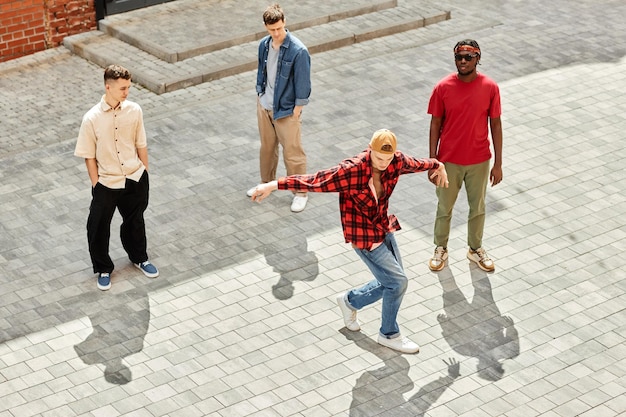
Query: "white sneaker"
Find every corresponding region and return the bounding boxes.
[428,246,448,271]
[290,194,308,212]
[247,185,261,197]
[467,247,495,272]
[336,292,360,331]
[377,334,420,354]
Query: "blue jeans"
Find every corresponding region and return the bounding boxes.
[347,233,408,338]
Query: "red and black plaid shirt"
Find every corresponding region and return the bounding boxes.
[278,149,440,249]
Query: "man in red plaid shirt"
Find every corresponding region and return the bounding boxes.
[251,129,448,353]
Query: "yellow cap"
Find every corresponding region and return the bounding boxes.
[369,129,397,154]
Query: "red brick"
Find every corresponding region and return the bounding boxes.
[8,38,27,48]
[48,17,64,26]
[1,0,96,61]
[1,10,21,19]
[49,35,64,44]
[66,1,81,12]
[47,5,65,14]
[67,15,85,26]
[8,23,28,33]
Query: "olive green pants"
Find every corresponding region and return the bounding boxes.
[434,160,490,249]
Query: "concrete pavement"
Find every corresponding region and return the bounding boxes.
[0,0,625,416]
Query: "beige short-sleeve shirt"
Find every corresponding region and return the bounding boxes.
[75,95,147,189]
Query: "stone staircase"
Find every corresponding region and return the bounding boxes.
[63,0,451,94]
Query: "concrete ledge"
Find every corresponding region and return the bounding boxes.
[99,0,399,63]
[201,61,258,83]
[65,2,452,94]
[99,24,179,63]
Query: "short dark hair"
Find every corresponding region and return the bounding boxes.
[263,3,284,25]
[104,64,131,84]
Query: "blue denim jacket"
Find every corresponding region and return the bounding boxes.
[256,31,311,120]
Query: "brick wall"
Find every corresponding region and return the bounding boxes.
[0,0,96,62]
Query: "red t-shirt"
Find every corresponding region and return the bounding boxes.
[427,73,501,165]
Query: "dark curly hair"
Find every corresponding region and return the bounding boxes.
[104,64,131,84]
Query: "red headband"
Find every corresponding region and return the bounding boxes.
[454,45,480,55]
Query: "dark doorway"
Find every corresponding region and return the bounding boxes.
[96,0,176,19]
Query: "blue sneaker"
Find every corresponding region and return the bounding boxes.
[97,273,111,291]
[135,261,159,278]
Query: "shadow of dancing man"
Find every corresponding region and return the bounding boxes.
[341,329,461,416]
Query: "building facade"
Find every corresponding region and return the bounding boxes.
[0,0,171,63]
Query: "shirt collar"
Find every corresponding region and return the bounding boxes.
[99,95,124,112]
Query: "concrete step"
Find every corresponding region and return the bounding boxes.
[98,0,400,63]
[63,0,451,94]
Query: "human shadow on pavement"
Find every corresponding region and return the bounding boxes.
[73,284,150,385]
[436,265,519,381]
[262,234,319,300]
[341,329,460,417]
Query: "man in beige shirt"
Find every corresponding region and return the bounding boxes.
[75,64,159,290]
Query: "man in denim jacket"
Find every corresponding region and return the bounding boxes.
[247,3,312,213]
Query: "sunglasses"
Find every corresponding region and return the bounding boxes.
[454,53,478,62]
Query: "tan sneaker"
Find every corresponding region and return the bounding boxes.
[428,246,448,271]
[467,247,495,272]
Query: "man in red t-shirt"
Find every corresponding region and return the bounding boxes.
[426,39,503,272]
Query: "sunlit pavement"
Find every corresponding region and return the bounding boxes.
[0,0,625,415]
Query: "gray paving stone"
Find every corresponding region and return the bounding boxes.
[2,0,626,415]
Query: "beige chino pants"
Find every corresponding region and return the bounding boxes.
[256,99,307,187]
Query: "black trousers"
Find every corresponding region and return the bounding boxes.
[87,171,149,274]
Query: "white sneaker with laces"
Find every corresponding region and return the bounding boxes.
[467,247,495,272]
[290,194,308,212]
[336,292,360,331]
[428,246,448,271]
[377,334,420,354]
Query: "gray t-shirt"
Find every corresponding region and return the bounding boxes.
[260,44,279,111]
